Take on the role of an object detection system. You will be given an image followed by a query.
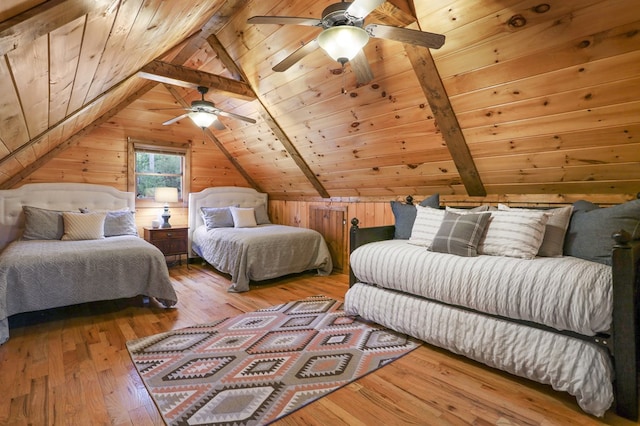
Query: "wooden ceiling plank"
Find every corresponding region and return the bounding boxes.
[206,33,330,198]
[0,0,115,57]
[0,56,29,151]
[138,60,256,101]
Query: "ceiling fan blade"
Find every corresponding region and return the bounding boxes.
[162,113,190,126]
[212,118,226,130]
[366,24,445,49]
[273,38,319,72]
[346,0,385,20]
[216,110,257,124]
[248,16,322,27]
[349,50,374,84]
[149,107,190,111]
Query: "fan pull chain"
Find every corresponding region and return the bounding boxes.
[341,62,347,95]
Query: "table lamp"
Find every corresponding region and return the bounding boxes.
[154,187,178,228]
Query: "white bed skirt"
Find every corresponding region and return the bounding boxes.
[344,283,614,417]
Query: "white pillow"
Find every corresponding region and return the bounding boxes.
[497,204,573,257]
[477,210,549,259]
[61,211,106,240]
[408,206,445,247]
[230,207,257,228]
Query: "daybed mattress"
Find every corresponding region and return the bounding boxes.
[0,236,178,344]
[192,224,333,292]
[350,240,612,335]
[344,283,614,417]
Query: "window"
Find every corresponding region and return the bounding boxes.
[127,138,190,202]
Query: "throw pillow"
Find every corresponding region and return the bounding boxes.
[498,204,573,257]
[61,211,107,240]
[390,193,439,239]
[230,207,257,228]
[408,206,446,247]
[22,206,65,240]
[104,210,138,237]
[564,199,640,265]
[254,203,271,225]
[430,211,491,257]
[445,205,495,214]
[201,206,235,229]
[477,210,549,259]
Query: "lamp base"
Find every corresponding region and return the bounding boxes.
[161,208,171,228]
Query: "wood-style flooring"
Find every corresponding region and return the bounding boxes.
[0,264,637,425]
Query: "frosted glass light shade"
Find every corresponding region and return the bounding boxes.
[154,187,178,203]
[317,26,369,63]
[189,111,217,128]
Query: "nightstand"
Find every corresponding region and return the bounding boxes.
[144,226,189,265]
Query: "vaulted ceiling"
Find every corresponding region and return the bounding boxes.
[1,0,639,199]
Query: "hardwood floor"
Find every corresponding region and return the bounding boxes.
[0,264,637,425]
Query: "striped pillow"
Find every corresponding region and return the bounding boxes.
[478,210,549,259]
[430,211,491,256]
[409,206,445,247]
[62,212,106,240]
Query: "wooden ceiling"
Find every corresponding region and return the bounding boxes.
[0,0,638,200]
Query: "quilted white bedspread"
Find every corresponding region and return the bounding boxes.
[350,240,612,335]
[344,283,614,417]
[192,224,333,292]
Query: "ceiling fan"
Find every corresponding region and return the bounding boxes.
[247,0,445,84]
[161,86,256,130]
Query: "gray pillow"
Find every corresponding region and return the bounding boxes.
[390,193,439,239]
[255,204,271,225]
[201,207,234,229]
[564,199,640,265]
[430,211,491,257]
[22,206,64,240]
[104,210,138,237]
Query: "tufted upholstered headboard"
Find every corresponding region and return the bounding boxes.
[0,183,135,251]
[187,186,268,258]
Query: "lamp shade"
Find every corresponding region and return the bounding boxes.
[189,111,217,128]
[154,187,178,203]
[317,26,369,63]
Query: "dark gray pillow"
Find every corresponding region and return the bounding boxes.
[201,207,234,229]
[430,211,491,257]
[22,206,64,240]
[104,210,138,237]
[255,204,271,225]
[564,199,640,265]
[391,193,439,239]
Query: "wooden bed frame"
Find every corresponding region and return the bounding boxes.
[349,200,640,420]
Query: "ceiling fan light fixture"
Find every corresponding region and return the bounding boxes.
[189,111,217,128]
[317,26,369,63]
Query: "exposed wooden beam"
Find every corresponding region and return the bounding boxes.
[0,0,116,57]
[205,35,331,199]
[0,81,158,189]
[375,1,486,196]
[163,85,262,191]
[138,60,256,101]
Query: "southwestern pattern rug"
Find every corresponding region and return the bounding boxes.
[126,296,420,425]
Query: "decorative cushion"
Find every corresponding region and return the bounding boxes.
[445,205,495,213]
[230,207,257,228]
[430,211,491,257]
[498,204,573,257]
[61,211,107,240]
[254,204,271,225]
[201,206,235,229]
[22,206,65,240]
[408,206,446,247]
[477,210,549,259]
[390,193,439,239]
[104,210,138,237]
[564,199,640,265]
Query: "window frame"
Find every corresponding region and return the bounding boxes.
[127,138,191,208]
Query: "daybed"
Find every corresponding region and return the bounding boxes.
[345,195,640,419]
[188,187,332,292]
[0,183,178,344]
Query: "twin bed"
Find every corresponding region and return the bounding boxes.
[188,187,333,292]
[0,183,177,344]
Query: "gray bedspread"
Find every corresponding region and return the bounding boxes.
[192,224,333,292]
[0,236,177,344]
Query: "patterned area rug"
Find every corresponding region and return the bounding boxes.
[126,296,420,425]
